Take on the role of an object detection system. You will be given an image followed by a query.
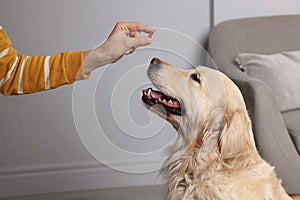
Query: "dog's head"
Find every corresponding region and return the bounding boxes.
[142,58,257,160]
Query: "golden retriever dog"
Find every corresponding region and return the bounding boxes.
[142,58,291,200]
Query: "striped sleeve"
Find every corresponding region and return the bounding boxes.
[0,26,89,96]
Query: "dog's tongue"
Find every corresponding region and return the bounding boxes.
[150,90,162,99]
[143,88,180,108]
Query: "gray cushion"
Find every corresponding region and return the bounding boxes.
[236,50,300,112]
[282,109,300,154]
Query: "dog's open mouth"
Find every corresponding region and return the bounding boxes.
[142,88,182,116]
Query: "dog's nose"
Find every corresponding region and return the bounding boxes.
[151,57,160,65]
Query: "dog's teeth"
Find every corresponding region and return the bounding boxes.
[168,100,173,103]
[163,99,167,103]
[147,89,151,97]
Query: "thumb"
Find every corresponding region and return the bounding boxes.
[127,36,152,48]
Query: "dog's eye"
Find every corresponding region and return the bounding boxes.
[190,73,201,84]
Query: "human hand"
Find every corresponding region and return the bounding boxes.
[83,22,155,74]
[105,22,156,63]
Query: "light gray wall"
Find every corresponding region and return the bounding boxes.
[215,0,300,24]
[0,0,211,197]
[0,0,299,197]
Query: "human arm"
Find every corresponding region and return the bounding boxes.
[0,26,87,95]
[0,22,155,96]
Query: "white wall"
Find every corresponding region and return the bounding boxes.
[0,0,211,197]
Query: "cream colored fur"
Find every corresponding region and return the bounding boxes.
[145,59,291,200]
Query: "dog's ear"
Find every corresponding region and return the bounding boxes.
[219,108,256,161]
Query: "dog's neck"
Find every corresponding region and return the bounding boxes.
[161,126,261,199]
[161,140,220,199]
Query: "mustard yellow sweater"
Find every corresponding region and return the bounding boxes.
[0,25,88,96]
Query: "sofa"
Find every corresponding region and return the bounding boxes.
[208,15,300,194]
